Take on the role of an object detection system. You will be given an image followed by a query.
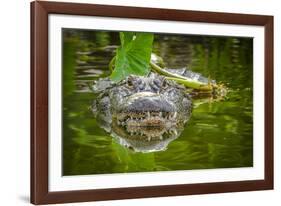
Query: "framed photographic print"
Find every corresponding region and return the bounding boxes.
[30,1,274,204]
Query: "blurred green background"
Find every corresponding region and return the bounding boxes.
[62,29,253,176]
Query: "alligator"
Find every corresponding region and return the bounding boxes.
[91,67,217,153]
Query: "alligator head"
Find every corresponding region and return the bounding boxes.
[92,73,192,152]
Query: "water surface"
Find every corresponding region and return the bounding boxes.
[62,30,253,175]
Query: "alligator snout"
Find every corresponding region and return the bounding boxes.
[125,95,175,113]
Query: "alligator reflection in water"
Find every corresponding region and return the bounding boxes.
[91,69,220,153]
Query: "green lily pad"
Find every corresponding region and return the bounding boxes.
[110,32,154,82]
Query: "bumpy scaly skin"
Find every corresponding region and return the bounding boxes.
[92,73,192,152]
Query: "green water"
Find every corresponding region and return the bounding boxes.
[62,29,253,176]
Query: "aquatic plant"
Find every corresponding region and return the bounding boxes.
[109,32,224,95]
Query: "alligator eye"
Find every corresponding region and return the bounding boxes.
[153,79,162,88]
[126,77,134,88]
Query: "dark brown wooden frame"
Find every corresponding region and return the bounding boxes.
[31,0,274,204]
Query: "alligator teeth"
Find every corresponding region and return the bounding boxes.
[159,135,163,140]
[173,112,177,118]
[159,112,162,117]
[171,129,177,136]
[147,111,151,117]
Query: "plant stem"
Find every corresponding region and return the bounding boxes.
[150,61,213,90]
[165,77,211,90]
[150,61,186,79]
[109,56,116,72]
